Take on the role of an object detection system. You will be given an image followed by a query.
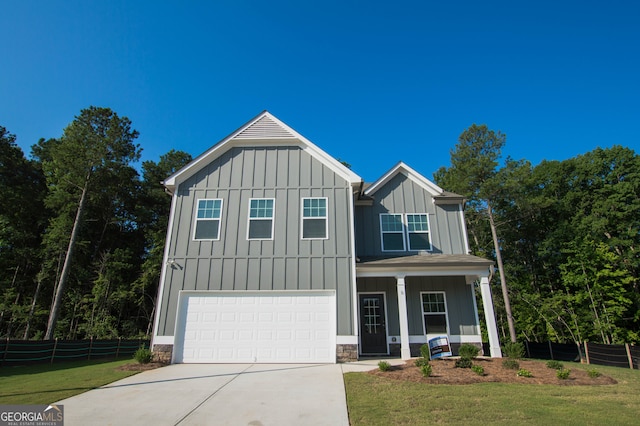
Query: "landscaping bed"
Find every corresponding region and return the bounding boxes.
[370,358,617,385]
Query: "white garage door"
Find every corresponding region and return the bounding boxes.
[174,291,336,363]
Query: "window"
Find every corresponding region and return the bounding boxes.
[421,292,448,335]
[248,198,274,240]
[380,214,405,251]
[380,213,432,252]
[406,214,431,250]
[194,199,223,240]
[302,198,327,239]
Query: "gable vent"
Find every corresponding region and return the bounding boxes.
[235,116,296,139]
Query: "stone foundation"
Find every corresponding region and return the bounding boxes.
[336,344,358,362]
[152,344,173,363]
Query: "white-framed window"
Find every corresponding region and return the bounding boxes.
[380,213,432,252]
[380,214,405,251]
[421,292,449,335]
[247,198,274,240]
[301,197,328,239]
[406,214,431,251]
[194,199,223,240]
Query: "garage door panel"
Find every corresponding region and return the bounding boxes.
[176,292,335,363]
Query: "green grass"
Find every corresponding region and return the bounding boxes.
[0,358,141,405]
[345,361,640,425]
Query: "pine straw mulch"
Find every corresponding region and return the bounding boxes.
[117,362,167,372]
[369,358,617,386]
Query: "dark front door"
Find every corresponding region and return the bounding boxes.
[359,294,388,354]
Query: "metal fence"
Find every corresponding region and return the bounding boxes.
[0,338,150,367]
[524,341,639,369]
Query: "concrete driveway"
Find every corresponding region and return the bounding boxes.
[57,363,351,425]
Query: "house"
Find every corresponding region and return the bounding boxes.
[151,111,502,364]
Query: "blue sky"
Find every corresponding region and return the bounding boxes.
[2,1,639,182]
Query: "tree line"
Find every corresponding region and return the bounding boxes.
[435,125,639,345]
[1,107,638,344]
[0,107,191,339]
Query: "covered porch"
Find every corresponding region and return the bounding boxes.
[355,254,502,360]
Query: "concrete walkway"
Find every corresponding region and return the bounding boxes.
[57,363,353,426]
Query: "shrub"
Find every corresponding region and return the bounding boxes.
[458,343,480,360]
[378,361,391,372]
[502,359,520,370]
[414,358,429,368]
[420,364,433,377]
[502,341,524,359]
[455,357,473,368]
[587,368,601,378]
[471,364,485,376]
[134,347,153,364]
[546,360,564,370]
[556,369,571,380]
[420,344,431,360]
[517,368,533,378]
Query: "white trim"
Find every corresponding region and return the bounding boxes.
[357,266,492,278]
[459,203,471,254]
[379,213,406,252]
[337,335,358,344]
[151,336,174,345]
[152,192,179,343]
[348,191,359,342]
[420,291,451,337]
[470,280,482,336]
[163,111,362,193]
[357,292,390,355]
[301,197,329,240]
[246,198,275,240]
[365,162,443,197]
[193,198,223,241]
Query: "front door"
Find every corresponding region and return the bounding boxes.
[359,294,388,354]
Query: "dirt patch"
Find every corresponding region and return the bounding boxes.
[370,358,617,385]
[117,362,166,372]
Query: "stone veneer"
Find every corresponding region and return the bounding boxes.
[336,344,358,362]
[152,344,173,363]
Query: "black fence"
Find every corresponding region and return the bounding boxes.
[0,338,150,367]
[524,341,639,369]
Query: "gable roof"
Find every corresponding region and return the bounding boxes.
[364,161,445,197]
[163,111,362,193]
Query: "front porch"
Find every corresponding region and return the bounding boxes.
[355,254,502,360]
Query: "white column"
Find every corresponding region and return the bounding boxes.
[479,275,502,357]
[396,276,411,360]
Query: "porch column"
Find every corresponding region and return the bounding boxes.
[479,275,502,357]
[396,276,411,360]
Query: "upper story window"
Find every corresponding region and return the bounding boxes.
[380,213,432,252]
[194,199,223,240]
[380,214,405,251]
[421,292,449,335]
[248,198,274,240]
[406,214,431,251]
[302,197,328,239]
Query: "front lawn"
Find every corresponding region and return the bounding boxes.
[344,360,640,425]
[0,359,142,405]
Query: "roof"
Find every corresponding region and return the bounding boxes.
[364,162,463,202]
[356,254,493,277]
[163,111,362,193]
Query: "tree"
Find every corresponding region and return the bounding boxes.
[42,107,140,339]
[434,124,517,342]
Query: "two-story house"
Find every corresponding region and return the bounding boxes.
[151,111,502,363]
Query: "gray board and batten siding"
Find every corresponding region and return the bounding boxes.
[156,145,356,337]
[357,276,479,337]
[355,173,468,257]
